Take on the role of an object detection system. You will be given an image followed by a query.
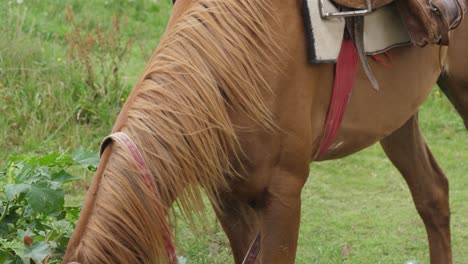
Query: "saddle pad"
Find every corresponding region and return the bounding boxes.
[302,0,411,63]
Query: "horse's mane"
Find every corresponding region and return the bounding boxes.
[66,0,280,262]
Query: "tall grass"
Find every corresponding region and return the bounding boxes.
[0,0,172,163]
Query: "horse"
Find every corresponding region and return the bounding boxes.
[63,0,466,263]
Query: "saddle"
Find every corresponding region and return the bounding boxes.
[321,0,466,90]
[331,0,466,46]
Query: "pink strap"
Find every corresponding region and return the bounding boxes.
[242,232,261,264]
[316,39,359,158]
[101,132,178,264]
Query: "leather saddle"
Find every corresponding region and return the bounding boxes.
[330,0,466,46]
[322,0,466,90]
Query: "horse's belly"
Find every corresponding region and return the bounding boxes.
[317,45,443,160]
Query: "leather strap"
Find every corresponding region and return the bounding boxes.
[242,232,261,264]
[101,132,179,264]
[346,16,380,90]
[317,39,359,158]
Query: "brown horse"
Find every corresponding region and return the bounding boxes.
[63,0,466,263]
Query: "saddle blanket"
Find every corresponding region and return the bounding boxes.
[302,0,411,63]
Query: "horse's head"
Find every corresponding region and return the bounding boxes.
[62,0,313,263]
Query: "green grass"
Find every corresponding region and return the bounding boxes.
[0,0,172,162]
[1,1,467,263]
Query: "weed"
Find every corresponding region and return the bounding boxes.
[64,4,134,119]
[0,1,171,163]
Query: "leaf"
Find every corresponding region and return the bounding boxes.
[0,208,21,234]
[51,170,79,184]
[72,148,99,170]
[37,153,60,166]
[5,183,30,201]
[26,183,64,215]
[0,251,11,263]
[55,153,76,167]
[1,239,23,257]
[10,164,46,185]
[65,206,81,221]
[1,152,82,262]
[22,242,51,264]
[8,155,33,164]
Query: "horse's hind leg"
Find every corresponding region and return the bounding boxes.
[437,15,468,129]
[380,114,452,264]
[438,71,468,129]
[213,193,260,264]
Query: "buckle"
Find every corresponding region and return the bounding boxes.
[319,0,373,18]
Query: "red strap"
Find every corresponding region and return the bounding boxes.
[317,39,359,158]
[101,132,178,264]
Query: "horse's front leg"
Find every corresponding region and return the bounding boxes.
[260,168,308,263]
[380,114,452,264]
[213,193,260,264]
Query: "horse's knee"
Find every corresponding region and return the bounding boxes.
[414,185,450,228]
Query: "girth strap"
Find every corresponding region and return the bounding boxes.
[316,39,360,158]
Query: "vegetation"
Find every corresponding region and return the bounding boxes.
[0,0,466,263]
[0,150,97,264]
[0,0,172,162]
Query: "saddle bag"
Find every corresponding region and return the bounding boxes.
[396,0,466,46]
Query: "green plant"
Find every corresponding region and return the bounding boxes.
[64,4,134,124]
[0,150,98,264]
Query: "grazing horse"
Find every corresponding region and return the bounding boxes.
[63,0,465,263]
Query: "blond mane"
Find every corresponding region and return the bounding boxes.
[65,0,280,262]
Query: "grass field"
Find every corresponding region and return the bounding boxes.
[1,1,467,263]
